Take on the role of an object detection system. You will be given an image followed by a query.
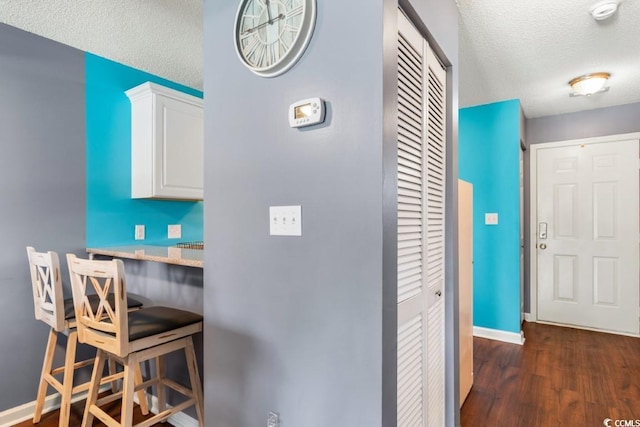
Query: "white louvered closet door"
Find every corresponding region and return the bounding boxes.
[397,10,447,427]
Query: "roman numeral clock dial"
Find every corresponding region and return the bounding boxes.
[234,0,317,77]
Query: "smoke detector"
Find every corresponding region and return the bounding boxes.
[590,0,620,20]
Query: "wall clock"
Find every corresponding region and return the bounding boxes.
[234,0,317,77]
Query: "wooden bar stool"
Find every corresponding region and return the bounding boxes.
[27,247,147,427]
[67,254,204,427]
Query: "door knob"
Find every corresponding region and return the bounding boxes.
[539,243,547,250]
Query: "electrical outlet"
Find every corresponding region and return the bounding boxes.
[485,213,499,225]
[135,225,145,240]
[168,224,182,239]
[267,412,280,427]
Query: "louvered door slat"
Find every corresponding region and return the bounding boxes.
[399,160,423,176]
[399,171,422,186]
[399,150,423,168]
[398,157,422,172]
[399,182,422,195]
[399,188,422,201]
[399,216,421,226]
[400,102,422,124]
[398,244,422,257]
[399,123,423,142]
[398,237,421,249]
[399,133,423,153]
[398,314,423,427]
[398,38,422,70]
[399,197,422,208]
[400,147,423,164]
[399,268,422,282]
[427,301,445,427]
[399,211,421,220]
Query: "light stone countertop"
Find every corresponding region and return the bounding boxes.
[86,245,203,268]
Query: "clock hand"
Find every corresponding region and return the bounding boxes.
[242,13,284,35]
[265,0,273,24]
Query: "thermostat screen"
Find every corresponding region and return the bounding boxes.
[294,104,312,119]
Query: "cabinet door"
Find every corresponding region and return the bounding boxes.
[154,94,204,200]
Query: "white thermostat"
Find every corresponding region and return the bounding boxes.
[289,97,325,128]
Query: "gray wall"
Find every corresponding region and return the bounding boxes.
[526,101,640,144]
[203,0,458,426]
[0,23,86,411]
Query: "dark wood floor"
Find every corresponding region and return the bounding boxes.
[12,392,174,427]
[461,321,640,426]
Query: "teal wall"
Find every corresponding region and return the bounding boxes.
[85,53,203,247]
[459,99,521,333]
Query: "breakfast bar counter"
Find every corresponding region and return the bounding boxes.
[87,245,203,268]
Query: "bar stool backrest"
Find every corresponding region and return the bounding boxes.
[27,247,65,332]
[67,255,129,358]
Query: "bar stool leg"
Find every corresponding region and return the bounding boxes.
[134,362,149,415]
[185,337,204,427]
[156,355,166,415]
[81,348,106,427]
[121,355,137,427]
[34,329,57,423]
[109,357,118,393]
[58,331,78,427]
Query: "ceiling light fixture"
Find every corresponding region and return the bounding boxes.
[569,72,611,96]
[590,0,619,20]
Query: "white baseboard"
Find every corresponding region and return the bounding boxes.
[0,384,111,427]
[135,392,199,427]
[0,386,198,427]
[524,312,535,322]
[473,326,525,345]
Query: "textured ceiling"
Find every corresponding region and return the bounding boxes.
[0,0,203,90]
[2,1,638,118]
[458,0,640,118]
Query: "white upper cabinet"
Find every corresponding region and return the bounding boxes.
[126,82,204,201]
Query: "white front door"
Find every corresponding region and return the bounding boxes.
[536,138,639,335]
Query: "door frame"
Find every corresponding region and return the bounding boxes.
[528,132,640,323]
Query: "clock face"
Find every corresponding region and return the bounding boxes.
[234,0,316,77]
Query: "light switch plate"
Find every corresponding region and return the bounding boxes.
[485,213,499,225]
[269,205,302,236]
[168,224,182,239]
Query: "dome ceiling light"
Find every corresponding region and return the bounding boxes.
[590,0,620,20]
[569,72,611,97]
